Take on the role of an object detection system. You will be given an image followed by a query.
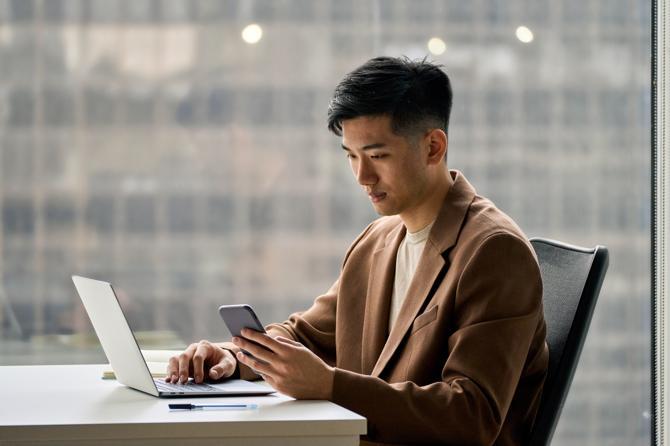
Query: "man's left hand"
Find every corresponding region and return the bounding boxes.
[232,328,334,400]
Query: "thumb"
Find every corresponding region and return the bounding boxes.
[209,358,235,380]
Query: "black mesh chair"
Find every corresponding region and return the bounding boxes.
[526,238,609,446]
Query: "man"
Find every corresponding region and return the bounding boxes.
[167,56,548,445]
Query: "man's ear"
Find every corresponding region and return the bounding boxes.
[425,129,447,165]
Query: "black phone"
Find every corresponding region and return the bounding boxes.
[218,304,267,361]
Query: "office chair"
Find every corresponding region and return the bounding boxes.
[526,238,609,446]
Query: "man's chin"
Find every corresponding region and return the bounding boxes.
[371,203,397,217]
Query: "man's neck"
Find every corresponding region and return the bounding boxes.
[401,168,454,233]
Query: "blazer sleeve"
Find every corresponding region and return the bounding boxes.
[262,221,377,364]
[223,221,376,381]
[330,233,545,445]
[264,279,339,366]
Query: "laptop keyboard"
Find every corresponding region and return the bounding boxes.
[155,379,219,393]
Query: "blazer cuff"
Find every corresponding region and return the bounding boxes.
[332,368,375,413]
[331,368,376,437]
[264,323,296,340]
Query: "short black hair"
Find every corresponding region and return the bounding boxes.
[327,56,452,138]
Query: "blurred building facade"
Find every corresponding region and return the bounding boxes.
[0,1,650,444]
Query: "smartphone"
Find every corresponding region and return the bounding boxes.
[218,304,267,361]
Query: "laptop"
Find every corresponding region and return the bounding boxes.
[72,275,275,398]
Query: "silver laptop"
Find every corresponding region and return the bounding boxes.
[72,275,275,398]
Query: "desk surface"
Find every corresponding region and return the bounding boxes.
[0,364,366,446]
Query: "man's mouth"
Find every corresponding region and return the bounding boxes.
[368,191,387,203]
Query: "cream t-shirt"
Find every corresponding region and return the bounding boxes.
[389,221,435,330]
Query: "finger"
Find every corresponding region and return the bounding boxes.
[236,351,275,377]
[178,344,197,384]
[262,373,278,388]
[192,342,209,383]
[275,336,302,347]
[166,356,179,383]
[209,350,236,380]
[233,336,276,363]
[240,329,286,353]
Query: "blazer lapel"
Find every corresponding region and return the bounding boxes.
[371,244,445,377]
[361,224,405,375]
[371,170,477,378]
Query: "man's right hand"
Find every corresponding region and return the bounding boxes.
[165,340,237,384]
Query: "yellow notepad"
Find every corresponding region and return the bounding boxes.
[102,350,182,380]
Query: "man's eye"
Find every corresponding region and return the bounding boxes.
[370,154,387,159]
[346,153,356,159]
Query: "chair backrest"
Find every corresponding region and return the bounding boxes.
[526,238,609,446]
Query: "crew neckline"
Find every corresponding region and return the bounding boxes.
[406,221,434,245]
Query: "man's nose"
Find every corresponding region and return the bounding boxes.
[355,159,377,186]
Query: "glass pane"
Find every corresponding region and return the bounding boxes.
[9,0,33,22]
[7,88,34,126]
[2,198,35,236]
[0,2,650,445]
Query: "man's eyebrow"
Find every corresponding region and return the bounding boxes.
[340,143,387,151]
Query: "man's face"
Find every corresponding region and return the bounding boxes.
[341,115,430,218]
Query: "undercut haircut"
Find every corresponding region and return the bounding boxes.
[327,56,453,139]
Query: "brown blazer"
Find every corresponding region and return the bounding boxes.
[228,170,548,446]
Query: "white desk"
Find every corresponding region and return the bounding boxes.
[0,364,366,446]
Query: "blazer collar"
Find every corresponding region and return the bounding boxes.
[426,170,477,254]
[369,170,477,377]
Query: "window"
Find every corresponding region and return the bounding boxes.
[84,86,118,126]
[124,196,156,234]
[166,195,196,234]
[42,86,76,127]
[85,195,116,234]
[0,2,650,444]
[2,198,35,236]
[8,88,34,127]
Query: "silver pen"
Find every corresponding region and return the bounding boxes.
[169,403,259,411]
